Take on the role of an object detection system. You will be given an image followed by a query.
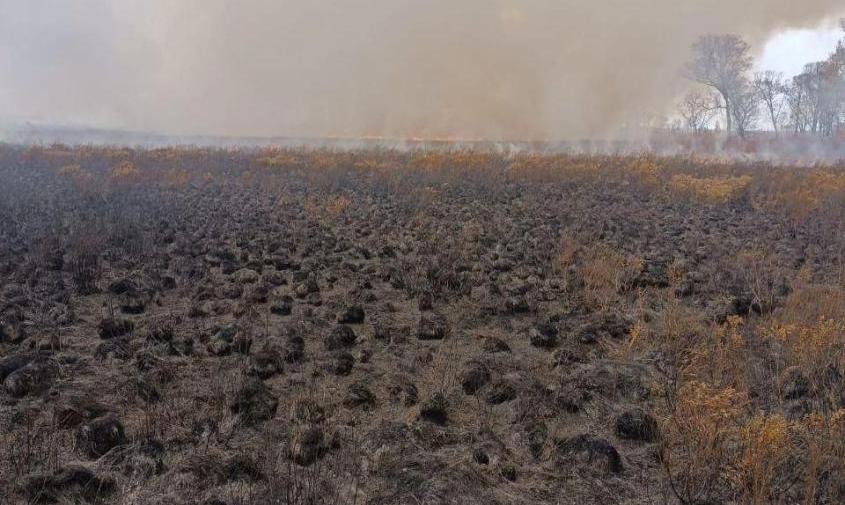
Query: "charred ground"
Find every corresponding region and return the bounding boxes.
[0,146,844,504]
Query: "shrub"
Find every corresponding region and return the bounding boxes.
[580,244,643,310]
[660,381,747,505]
[732,415,793,505]
[669,174,753,203]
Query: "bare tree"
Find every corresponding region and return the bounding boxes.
[826,39,845,134]
[791,61,844,136]
[730,88,759,138]
[784,23,845,136]
[678,89,718,132]
[753,71,787,134]
[684,35,753,137]
[786,76,809,133]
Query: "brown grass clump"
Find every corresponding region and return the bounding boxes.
[109,160,142,181]
[668,174,753,203]
[683,315,749,389]
[304,194,353,224]
[580,243,643,310]
[555,234,580,295]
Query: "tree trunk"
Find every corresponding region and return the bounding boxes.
[768,103,779,135]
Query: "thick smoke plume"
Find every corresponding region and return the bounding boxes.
[1,1,843,140]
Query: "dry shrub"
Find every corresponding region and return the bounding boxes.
[555,233,580,294]
[766,318,844,393]
[109,161,142,182]
[762,170,845,222]
[661,381,748,505]
[161,168,191,189]
[324,195,351,219]
[58,163,82,176]
[419,336,460,400]
[656,281,845,504]
[459,222,484,259]
[684,315,749,390]
[404,185,440,214]
[796,410,845,505]
[669,174,753,203]
[147,146,193,162]
[460,222,482,244]
[59,163,101,194]
[649,295,707,364]
[627,156,662,189]
[246,427,362,505]
[777,280,845,325]
[662,382,841,504]
[303,194,352,224]
[200,171,215,187]
[1,416,68,483]
[579,243,643,310]
[734,249,789,315]
[39,144,77,160]
[257,151,308,169]
[765,282,845,401]
[611,316,650,363]
[409,150,499,179]
[732,414,793,505]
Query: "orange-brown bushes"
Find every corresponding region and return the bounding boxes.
[58,163,101,195]
[109,160,142,184]
[661,381,810,505]
[733,414,793,505]
[19,147,845,231]
[766,318,844,389]
[627,156,663,188]
[655,281,845,504]
[758,170,845,222]
[796,410,845,505]
[257,152,307,169]
[762,282,845,410]
[668,173,753,203]
[661,381,748,504]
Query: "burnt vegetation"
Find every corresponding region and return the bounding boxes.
[0,144,844,504]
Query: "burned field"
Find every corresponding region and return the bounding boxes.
[0,145,844,504]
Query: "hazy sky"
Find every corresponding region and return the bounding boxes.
[1,1,843,140]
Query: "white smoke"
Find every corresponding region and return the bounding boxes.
[0,0,843,140]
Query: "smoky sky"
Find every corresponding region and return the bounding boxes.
[1,1,843,140]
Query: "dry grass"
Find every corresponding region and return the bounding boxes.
[668,174,753,203]
[580,244,643,311]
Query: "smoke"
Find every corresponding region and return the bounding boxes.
[1,0,843,140]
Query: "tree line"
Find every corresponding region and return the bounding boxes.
[679,22,845,138]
